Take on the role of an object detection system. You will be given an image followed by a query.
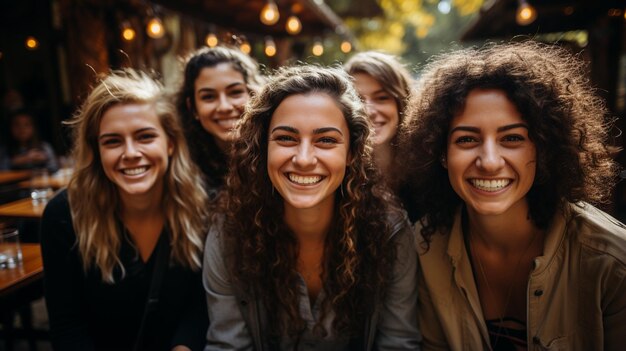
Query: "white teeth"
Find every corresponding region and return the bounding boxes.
[470,179,510,192]
[215,118,238,129]
[123,167,147,175]
[288,173,322,185]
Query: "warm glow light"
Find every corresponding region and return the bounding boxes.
[25,36,39,50]
[340,40,352,53]
[206,33,218,47]
[240,42,251,54]
[516,1,537,26]
[312,40,324,56]
[265,37,276,57]
[260,1,280,26]
[286,15,302,35]
[122,29,135,41]
[147,17,165,39]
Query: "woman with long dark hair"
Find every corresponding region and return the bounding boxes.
[203,65,420,349]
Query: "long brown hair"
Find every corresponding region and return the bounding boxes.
[222,65,395,338]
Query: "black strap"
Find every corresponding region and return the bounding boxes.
[133,231,170,351]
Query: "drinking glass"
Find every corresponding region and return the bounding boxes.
[30,168,54,204]
[0,228,23,269]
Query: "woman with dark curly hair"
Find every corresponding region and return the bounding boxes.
[400,41,626,350]
[175,46,264,195]
[203,65,420,349]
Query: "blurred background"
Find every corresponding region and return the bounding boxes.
[0,1,624,347]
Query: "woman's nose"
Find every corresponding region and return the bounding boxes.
[216,94,234,112]
[476,141,504,172]
[122,141,141,160]
[292,143,317,168]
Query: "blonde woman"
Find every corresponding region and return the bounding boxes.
[41,69,209,350]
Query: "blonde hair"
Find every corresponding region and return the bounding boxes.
[66,69,208,282]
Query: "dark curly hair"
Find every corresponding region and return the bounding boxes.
[222,65,396,339]
[399,41,618,246]
[175,46,263,189]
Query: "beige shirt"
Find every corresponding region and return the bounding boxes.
[416,202,626,351]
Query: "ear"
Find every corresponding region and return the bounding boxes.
[186,98,198,120]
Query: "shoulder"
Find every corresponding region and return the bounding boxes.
[42,189,71,220]
[566,202,626,268]
[204,213,227,265]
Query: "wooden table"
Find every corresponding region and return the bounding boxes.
[0,170,31,185]
[0,198,47,219]
[0,244,43,298]
[18,168,72,190]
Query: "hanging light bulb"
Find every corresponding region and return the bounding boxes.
[121,22,136,41]
[312,38,324,56]
[340,40,352,53]
[25,36,39,50]
[260,0,280,26]
[147,17,165,39]
[286,15,302,35]
[240,42,251,54]
[265,37,277,57]
[205,33,218,47]
[437,0,451,14]
[515,0,537,26]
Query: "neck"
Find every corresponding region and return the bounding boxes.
[466,201,541,254]
[373,142,393,175]
[284,200,334,246]
[119,187,164,221]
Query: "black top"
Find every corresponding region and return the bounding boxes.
[40,190,208,351]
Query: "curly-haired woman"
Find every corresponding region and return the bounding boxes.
[41,69,209,350]
[175,46,264,196]
[399,41,626,350]
[203,65,421,350]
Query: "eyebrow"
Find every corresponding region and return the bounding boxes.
[197,82,245,93]
[270,125,344,136]
[98,127,157,140]
[449,123,528,134]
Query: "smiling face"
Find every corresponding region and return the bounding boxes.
[98,103,173,204]
[267,93,350,213]
[192,62,250,147]
[446,89,536,218]
[352,72,399,146]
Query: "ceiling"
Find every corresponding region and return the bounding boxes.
[462,0,625,40]
[152,0,352,39]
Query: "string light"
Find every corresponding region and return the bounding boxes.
[260,0,280,26]
[147,17,165,39]
[240,42,251,54]
[25,36,39,50]
[437,0,451,14]
[121,22,136,41]
[312,38,324,56]
[265,37,276,57]
[340,40,352,53]
[286,15,302,35]
[205,33,218,47]
[515,0,537,26]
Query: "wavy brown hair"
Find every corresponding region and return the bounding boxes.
[175,45,264,190]
[66,69,208,282]
[222,65,395,338]
[399,41,618,246]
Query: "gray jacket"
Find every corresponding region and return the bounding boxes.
[203,210,421,350]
